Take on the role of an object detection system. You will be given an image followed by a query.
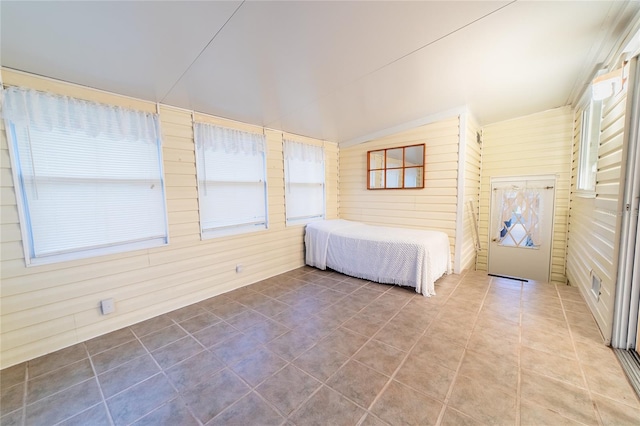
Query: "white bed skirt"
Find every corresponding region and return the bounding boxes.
[305,219,451,296]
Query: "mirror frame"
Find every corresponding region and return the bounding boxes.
[367,143,425,190]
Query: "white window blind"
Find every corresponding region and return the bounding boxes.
[194,122,268,238]
[2,87,168,265]
[283,139,325,225]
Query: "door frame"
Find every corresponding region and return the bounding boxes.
[612,57,640,350]
[488,174,557,282]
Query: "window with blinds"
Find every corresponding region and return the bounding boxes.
[283,139,325,225]
[577,99,603,192]
[194,123,268,238]
[3,87,168,266]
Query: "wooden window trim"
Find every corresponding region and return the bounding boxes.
[367,143,425,190]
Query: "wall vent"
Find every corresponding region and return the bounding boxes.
[591,271,601,300]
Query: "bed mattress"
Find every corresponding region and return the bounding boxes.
[305,219,451,296]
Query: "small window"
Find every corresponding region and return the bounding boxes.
[283,140,325,225]
[194,123,268,238]
[577,100,602,192]
[367,144,425,189]
[3,87,168,266]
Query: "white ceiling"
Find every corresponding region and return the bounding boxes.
[2,1,639,145]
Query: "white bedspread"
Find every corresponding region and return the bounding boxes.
[305,219,451,296]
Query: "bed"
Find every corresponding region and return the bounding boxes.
[305,219,451,296]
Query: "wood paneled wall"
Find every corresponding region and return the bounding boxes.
[566,85,630,343]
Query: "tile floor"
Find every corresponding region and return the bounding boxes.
[1,267,639,425]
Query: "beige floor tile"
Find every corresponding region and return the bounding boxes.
[372,321,424,352]
[520,399,589,425]
[440,407,483,426]
[316,327,369,357]
[520,346,587,388]
[520,370,599,425]
[289,386,366,426]
[594,394,640,425]
[448,373,516,425]
[573,339,617,367]
[230,347,287,387]
[521,312,569,337]
[426,321,473,348]
[342,313,387,338]
[457,349,519,395]
[326,360,389,408]
[394,354,456,401]
[293,345,350,382]
[266,329,318,361]
[467,327,520,365]
[256,364,322,416]
[353,339,406,376]
[521,327,577,360]
[391,308,435,332]
[208,391,284,426]
[581,361,640,409]
[571,323,605,345]
[358,413,389,426]
[370,380,442,426]
[410,333,465,371]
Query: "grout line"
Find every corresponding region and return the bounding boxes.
[82,342,116,426]
[20,362,28,426]
[515,279,524,426]
[351,272,469,423]
[434,271,493,425]
[555,284,605,426]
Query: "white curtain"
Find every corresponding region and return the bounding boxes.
[283,139,325,224]
[2,86,159,142]
[492,186,542,247]
[194,122,265,155]
[194,122,267,236]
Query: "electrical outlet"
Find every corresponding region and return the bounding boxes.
[236,264,244,273]
[100,298,115,315]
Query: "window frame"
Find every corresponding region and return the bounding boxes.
[194,122,269,239]
[4,89,169,267]
[576,98,603,195]
[367,143,425,190]
[283,140,326,226]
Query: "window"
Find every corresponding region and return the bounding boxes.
[283,139,325,225]
[194,123,267,238]
[577,99,602,192]
[367,144,425,189]
[3,87,168,265]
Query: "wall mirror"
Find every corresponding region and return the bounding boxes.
[367,144,425,189]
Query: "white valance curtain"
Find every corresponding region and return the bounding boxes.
[194,122,265,155]
[194,122,267,237]
[283,139,324,163]
[2,86,159,142]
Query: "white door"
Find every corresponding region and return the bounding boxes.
[488,176,556,282]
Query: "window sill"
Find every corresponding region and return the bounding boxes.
[26,238,168,267]
[574,191,596,199]
[201,224,268,240]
